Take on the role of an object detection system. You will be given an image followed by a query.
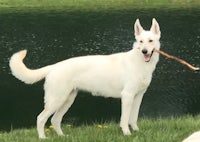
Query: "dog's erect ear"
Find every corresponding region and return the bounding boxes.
[134,19,144,36]
[150,18,161,38]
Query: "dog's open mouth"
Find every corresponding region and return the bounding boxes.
[144,50,154,62]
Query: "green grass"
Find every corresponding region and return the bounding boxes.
[0,0,200,11]
[1,115,200,142]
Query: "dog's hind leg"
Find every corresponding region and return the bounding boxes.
[51,89,78,136]
[37,84,73,139]
[37,106,56,139]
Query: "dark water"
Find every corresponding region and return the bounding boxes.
[0,8,200,130]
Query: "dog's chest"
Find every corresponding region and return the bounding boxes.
[133,69,153,91]
[140,76,151,89]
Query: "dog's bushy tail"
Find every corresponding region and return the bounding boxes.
[9,50,53,84]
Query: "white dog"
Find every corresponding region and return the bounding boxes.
[9,18,161,138]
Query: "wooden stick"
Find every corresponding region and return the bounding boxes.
[154,49,200,71]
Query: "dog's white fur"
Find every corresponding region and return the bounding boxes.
[182,131,200,142]
[9,18,161,138]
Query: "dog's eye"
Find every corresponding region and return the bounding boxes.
[140,40,143,43]
[149,39,153,43]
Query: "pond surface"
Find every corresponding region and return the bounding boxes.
[0,8,200,130]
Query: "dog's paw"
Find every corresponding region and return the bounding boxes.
[122,127,131,135]
[130,123,139,131]
[39,136,47,139]
[58,133,65,137]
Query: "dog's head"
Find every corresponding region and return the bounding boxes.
[134,18,161,62]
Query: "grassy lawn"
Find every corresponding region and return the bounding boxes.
[0,115,200,142]
[0,0,200,11]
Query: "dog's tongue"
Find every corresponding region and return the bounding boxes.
[144,54,151,62]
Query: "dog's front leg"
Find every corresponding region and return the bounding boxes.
[120,90,134,135]
[128,91,145,131]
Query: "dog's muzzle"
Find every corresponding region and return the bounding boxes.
[142,49,154,62]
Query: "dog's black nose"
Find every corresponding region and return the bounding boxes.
[142,49,148,54]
